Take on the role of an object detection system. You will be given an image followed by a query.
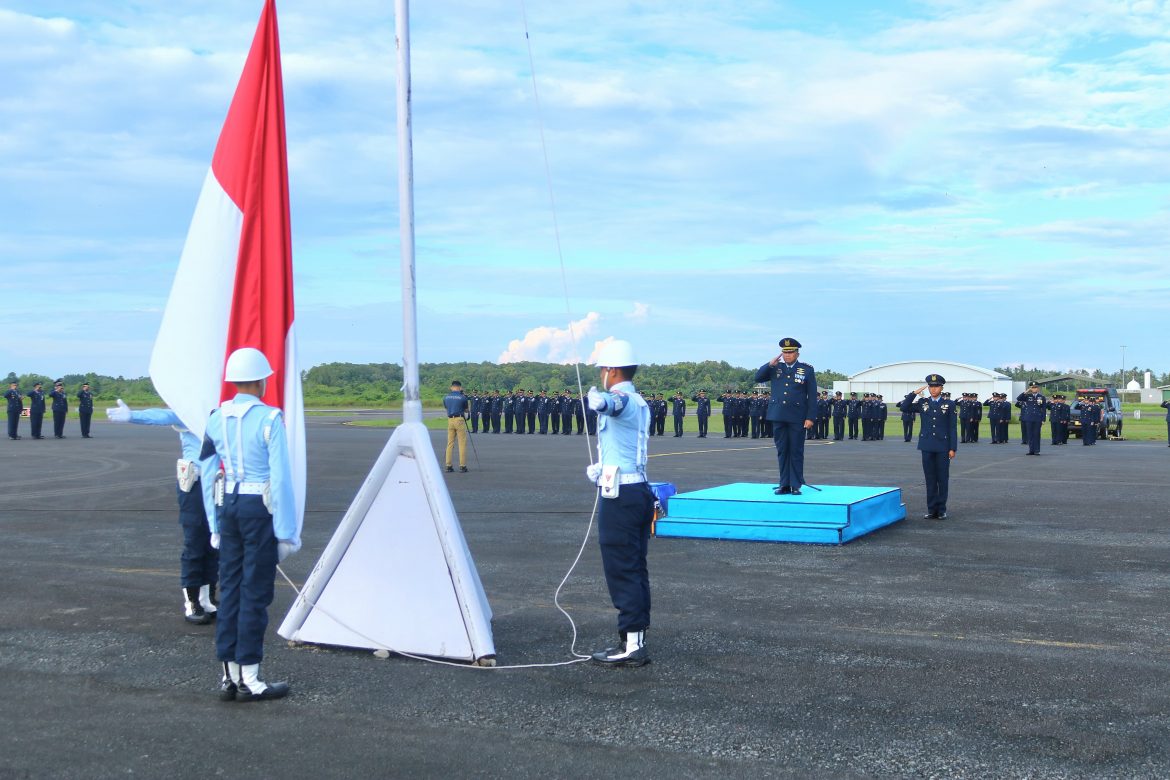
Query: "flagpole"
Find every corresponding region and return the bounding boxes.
[395,0,421,423]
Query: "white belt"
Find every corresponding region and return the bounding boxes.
[619,473,647,485]
[226,481,267,495]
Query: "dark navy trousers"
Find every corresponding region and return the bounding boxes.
[1022,420,1042,454]
[178,482,218,589]
[6,410,18,438]
[216,492,277,665]
[921,451,950,515]
[598,482,654,634]
[30,411,43,438]
[771,421,807,489]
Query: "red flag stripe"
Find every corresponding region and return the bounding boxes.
[211,0,294,409]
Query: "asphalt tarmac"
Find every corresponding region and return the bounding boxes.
[2,417,1168,779]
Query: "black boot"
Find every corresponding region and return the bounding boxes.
[219,661,239,702]
[183,587,210,625]
[591,630,649,667]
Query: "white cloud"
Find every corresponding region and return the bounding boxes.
[498,312,601,364]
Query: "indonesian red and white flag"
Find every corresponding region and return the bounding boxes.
[149,0,305,531]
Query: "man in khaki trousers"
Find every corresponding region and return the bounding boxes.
[443,381,470,473]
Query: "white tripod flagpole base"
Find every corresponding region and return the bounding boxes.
[278,405,495,662]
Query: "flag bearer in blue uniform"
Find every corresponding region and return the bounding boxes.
[200,347,298,702]
[902,374,958,520]
[1016,382,1048,455]
[27,382,45,439]
[585,339,654,667]
[5,380,22,440]
[49,380,68,438]
[756,338,817,495]
[107,399,219,624]
[443,380,470,472]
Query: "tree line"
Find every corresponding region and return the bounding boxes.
[6,362,1161,409]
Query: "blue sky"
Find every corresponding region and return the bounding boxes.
[1,0,1167,380]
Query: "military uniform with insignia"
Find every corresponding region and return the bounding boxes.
[755,337,817,495]
[901,374,958,519]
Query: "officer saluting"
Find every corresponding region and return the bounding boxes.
[200,348,298,702]
[755,337,817,495]
[585,339,655,667]
[1016,382,1048,455]
[49,380,68,438]
[27,382,46,439]
[77,382,95,438]
[901,374,958,520]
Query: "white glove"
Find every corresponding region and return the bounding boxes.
[586,463,603,483]
[586,386,606,411]
[210,533,221,550]
[106,399,132,423]
[277,540,296,563]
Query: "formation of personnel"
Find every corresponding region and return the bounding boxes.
[5,379,94,440]
[463,389,595,436]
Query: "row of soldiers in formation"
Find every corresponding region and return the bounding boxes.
[4,380,95,440]
[456,387,1115,446]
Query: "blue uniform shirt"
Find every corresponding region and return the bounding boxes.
[129,407,217,521]
[755,360,817,423]
[1017,392,1048,422]
[592,380,651,479]
[902,392,958,453]
[201,394,299,550]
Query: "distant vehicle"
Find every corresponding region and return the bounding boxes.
[1069,387,1122,439]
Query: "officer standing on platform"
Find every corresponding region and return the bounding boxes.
[27,382,46,439]
[671,391,686,437]
[200,347,297,702]
[106,399,219,624]
[901,374,957,520]
[77,382,95,438]
[584,339,654,668]
[5,380,22,440]
[756,338,817,495]
[1016,382,1048,455]
[443,380,470,472]
[49,380,68,438]
[692,389,711,438]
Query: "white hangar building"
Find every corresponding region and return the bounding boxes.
[832,361,1020,400]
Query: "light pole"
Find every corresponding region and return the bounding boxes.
[1120,345,1126,387]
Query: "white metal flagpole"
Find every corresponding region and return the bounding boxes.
[277,0,496,663]
[396,0,421,422]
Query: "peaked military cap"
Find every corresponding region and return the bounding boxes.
[778,337,801,351]
[926,374,945,386]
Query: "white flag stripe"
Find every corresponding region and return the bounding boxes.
[149,169,242,438]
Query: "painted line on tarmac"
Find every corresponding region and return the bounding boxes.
[649,446,773,458]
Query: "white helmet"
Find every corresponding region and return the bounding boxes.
[595,339,637,368]
[224,347,274,382]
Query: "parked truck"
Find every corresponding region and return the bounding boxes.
[1069,387,1122,439]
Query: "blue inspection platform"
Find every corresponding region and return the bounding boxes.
[654,483,905,545]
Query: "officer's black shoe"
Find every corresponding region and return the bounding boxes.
[923,512,939,520]
[236,664,290,701]
[8,436,19,440]
[219,662,239,702]
[445,465,454,472]
[591,631,649,667]
[790,488,802,495]
[33,436,44,439]
[774,486,791,495]
[183,588,211,625]
[937,512,948,520]
[82,435,92,439]
[459,466,468,473]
